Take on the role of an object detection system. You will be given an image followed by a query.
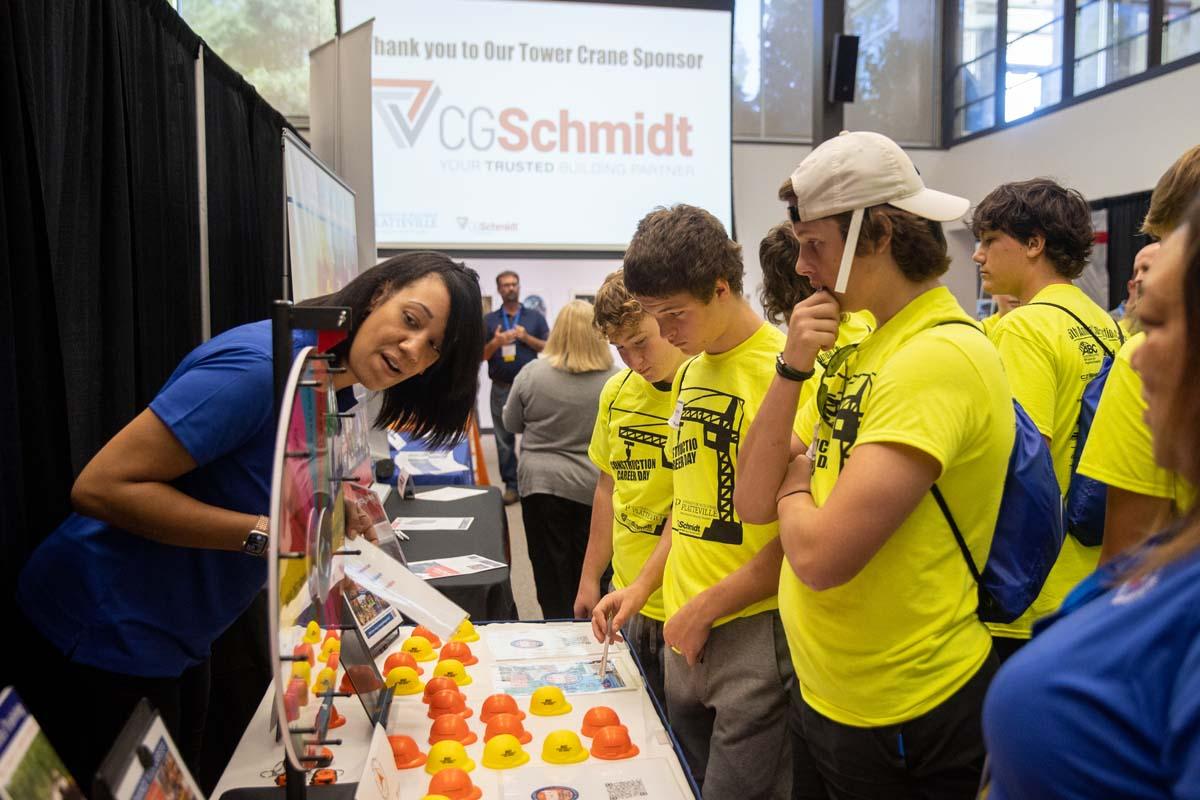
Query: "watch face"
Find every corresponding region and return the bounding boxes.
[244,531,269,556]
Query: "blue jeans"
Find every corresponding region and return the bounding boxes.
[489,382,518,490]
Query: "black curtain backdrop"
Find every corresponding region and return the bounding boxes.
[204,48,292,336]
[0,0,201,600]
[1094,190,1154,308]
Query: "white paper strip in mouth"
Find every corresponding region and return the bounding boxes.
[835,207,864,294]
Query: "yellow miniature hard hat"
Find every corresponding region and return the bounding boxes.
[320,638,342,661]
[482,733,530,770]
[452,618,480,643]
[403,635,437,662]
[302,620,322,644]
[290,660,312,682]
[433,658,473,686]
[386,666,425,696]
[541,729,589,764]
[311,667,335,694]
[424,740,475,775]
[529,685,572,716]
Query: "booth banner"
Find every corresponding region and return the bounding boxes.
[283,131,360,301]
[342,0,733,250]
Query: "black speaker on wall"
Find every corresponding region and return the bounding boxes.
[828,33,859,103]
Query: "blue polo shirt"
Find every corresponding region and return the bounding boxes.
[983,543,1200,799]
[18,321,322,678]
[483,305,548,385]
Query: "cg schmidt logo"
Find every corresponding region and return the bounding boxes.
[373,79,442,148]
[375,79,694,157]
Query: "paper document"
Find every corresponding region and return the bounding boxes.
[392,516,473,531]
[485,625,606,661]
[406,554,506,580]
[392,452,467,475]
[416,486,489,502]
[500,758,689,800]
[341,538,467,641]
[491,657,631,695]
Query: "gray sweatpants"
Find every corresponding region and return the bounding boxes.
[665,610,794,800]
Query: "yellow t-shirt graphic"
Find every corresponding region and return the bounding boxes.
[588,369,677,622]
[662,323,813,626]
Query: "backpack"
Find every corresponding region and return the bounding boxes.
[929,320,1065,624]
[1027,302,1125,547]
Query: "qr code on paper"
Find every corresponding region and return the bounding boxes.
[605,779,648,800]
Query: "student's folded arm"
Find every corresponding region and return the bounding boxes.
[736,375,810,524]
[778,442,940,591]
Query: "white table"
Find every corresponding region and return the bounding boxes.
[212,622,696,799]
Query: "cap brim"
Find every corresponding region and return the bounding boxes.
[890,187,970,222]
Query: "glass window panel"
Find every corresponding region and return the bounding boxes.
[1005,0,1064,121]
[733,0,813,141]
[178,0,336,118]
[954,52,997,107]
[958,0,999,66]
[1074,1,1149,93]
[1164,0,1200,62]
[955,96,996,137]
[844,0,938,145]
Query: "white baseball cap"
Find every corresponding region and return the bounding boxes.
[788,131,969,223]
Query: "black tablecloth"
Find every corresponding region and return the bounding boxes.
[384,484,518,622]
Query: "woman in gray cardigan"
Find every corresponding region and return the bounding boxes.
[503,300,617,619]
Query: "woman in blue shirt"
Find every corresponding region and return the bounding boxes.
[15,251,483,784]
[982,197,1200,799]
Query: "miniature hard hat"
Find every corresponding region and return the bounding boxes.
[402,635,437,662]
[483,713,531,745]
[302,620,322,644]
[481,733,530,770]
[424,740,475,775]
[290,659,312,682]
[529,685,571,716]
[322,629,341,646]
[581,706,621,737]
[326,651,339,671]
[422,676,460,704]
[590,724,639,760]
[429,714,477,746]
[412,625,443,648]
[452,618,480,643]
[386,666,425,696]
[327,704,346,730]
[438,641,478,666]
[312,667,336,694]
[480,694,525,723]
[293,642,314,666]
[427,768,482,800]
[421,796,453,800]
[339,663,383,695]
[388,734,427,770]
[433,658,473,686]
[385,650,426,676]
[427,689,472,720]
[542,729,589,764]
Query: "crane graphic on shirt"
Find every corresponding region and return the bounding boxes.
[670,386,745,545]
[819,372,875,472]
[611,405,671,538]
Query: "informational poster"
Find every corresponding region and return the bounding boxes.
[283,129,359,301]
[341,0,733,250]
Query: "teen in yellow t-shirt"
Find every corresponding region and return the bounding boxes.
[1076,333,1196,559]
[593,205,805,800]
[576,269,687,704]
[741,132,1008,794]
[971,179,1124,648]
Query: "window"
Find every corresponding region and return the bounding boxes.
[952,0,1000,138]
[1164,0,1200,61]
[1074,1,1150,95]
[178,0,336,119]
[734,0,814,141]
[844,0,939,145]
[1004,0,1064,122]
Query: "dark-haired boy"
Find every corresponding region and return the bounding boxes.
[593,205,808,799]
[971,178,1124,658]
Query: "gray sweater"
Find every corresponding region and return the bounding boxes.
[502,358,617,505]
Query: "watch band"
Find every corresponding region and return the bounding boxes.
[775,353,814,382]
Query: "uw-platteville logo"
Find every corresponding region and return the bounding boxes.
[373,79,441,148]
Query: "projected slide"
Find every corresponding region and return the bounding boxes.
[341,0,733,251]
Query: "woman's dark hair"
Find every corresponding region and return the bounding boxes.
[300,251,484,447]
